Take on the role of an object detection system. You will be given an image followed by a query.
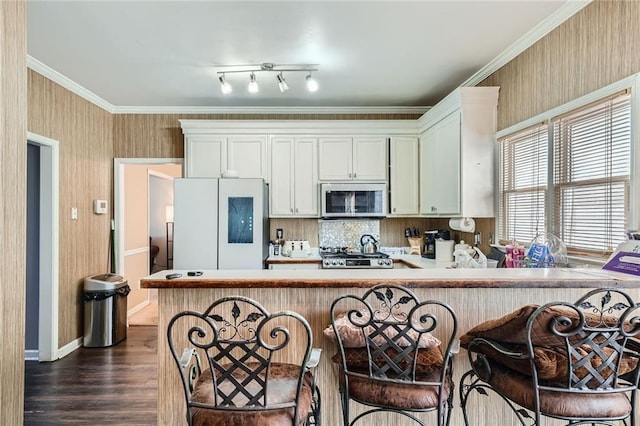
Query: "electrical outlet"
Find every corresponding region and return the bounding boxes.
[488,233,494,244]
[474,232,482,246]
[71,207,78,220]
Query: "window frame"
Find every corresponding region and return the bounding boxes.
[495,73,640,262]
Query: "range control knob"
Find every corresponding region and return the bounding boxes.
[378,259,384,265]
[385,259,392,266]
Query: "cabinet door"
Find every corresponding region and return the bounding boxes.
[318,137,353,180]
[420,111,461,215]
[390,137,419,215]
[185,136,225,178]
[353,137,388,181]
[227,135,268,178]
[270,137,295,216]
[435,111,461,215]
[293,138,318,215]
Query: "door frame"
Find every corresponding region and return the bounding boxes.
[113,158,182,277]
[26,131,59,362]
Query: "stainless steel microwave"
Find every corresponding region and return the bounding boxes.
[320,183,387,218]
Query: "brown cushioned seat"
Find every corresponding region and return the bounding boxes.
[460,304,638,384]
[343,368,452,410]
[190,363,314,426]
[475,361,632,419]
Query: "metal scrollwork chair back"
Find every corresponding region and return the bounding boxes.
[460,288,640,425]
[329,284,458,426]
[167,296,321,426]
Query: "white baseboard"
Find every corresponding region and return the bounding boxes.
[25,349,39,361]
[58,337,82,359]
[127,299,150,317]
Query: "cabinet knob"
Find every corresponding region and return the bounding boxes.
[295,208,299,213]
[353,173,357,178]
[348,173,352,178]
[393,208,396,212]
[431,206,437,212]
[290,208,294,213]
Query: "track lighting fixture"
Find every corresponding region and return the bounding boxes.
[248,72,259,93]
[218,74,232,94]
[216,62,319,95]
[277,72,289,92]
[306,73,318,92]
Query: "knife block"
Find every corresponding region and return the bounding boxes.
[407,237,423,255]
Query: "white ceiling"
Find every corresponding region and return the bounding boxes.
[26,1,587,113]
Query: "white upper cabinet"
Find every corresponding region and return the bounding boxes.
[227,135,268,178]
[185,136,226,178]
[184,134,267,179]
[418,86,499,217]
[390,136,420,215]
[419,112,461,215]
[318,136,387,181]
[317,137,353,180]
[270,136,318,217]
[353,137,388,180]
[293,138,319,216]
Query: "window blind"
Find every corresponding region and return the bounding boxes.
[552,92,631,255]
[498,123,548,244]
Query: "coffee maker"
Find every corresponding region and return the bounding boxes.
[422,229,451,259]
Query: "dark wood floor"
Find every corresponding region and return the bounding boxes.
[24,326,158,425]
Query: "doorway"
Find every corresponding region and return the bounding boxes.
[25,132,59,362]
[114,158,182,319]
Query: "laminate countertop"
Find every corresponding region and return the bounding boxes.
[140,266,640,289]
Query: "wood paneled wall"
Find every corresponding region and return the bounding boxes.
[1,1,26,424]
[28,70,114,346]
[112,113,420,158]
[480,0,640,131]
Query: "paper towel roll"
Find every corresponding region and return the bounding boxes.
[435,240,454,262]
[449,217,476,233]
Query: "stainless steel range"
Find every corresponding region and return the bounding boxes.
[320,248,393,269]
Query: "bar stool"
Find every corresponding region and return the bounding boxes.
[167,296,321,425]
[459,288,640,425]
[326,284,458,425]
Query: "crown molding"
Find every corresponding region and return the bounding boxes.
[112,105,429,115]
[27,56,115,113]
[461,0,592,88]
[179,119,419,135]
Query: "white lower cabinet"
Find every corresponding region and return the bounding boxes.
[390,136,419,215]
[268,263,321,270]
[270,136,318,217]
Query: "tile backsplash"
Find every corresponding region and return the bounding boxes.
[318,219,380,250]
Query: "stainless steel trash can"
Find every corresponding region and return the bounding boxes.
[83,273,130,347]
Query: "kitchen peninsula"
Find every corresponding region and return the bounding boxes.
[142,266,640,425]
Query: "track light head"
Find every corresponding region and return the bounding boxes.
[248,72,259,93]
[218,74,232,95]
[306,74,318,92]
[276,73,289,92]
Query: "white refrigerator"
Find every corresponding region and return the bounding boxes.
[172,178,269,270]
